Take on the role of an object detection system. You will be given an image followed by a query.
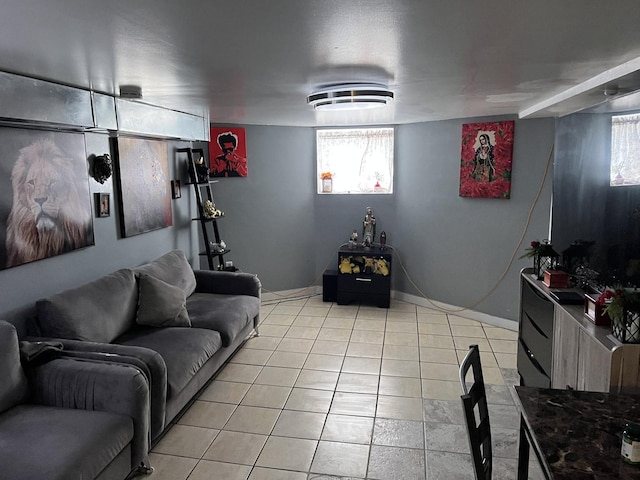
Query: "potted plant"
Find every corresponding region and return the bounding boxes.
[603,287,640,343]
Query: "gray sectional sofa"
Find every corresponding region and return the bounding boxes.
[0,320,150,480]
[30,250,261,445]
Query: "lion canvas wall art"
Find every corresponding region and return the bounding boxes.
[115,137,172,237]
[0,128,94,269]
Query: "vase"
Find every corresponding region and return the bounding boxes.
[611,310,640,343]
[322,178,332,193]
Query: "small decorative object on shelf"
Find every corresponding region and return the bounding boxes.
[362,206,376,247]
[543,269,568,288]
[320,172,332,193]
[348,230,358,250]
[209,240,226,253]
[202,200,223,219]
[193,153,209,183]
[604,287,640,343]
[521,239,559,280]
[561,240,594,274]
[584,291,612,326]
[380,231,387,250]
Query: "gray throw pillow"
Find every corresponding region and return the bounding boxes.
[0,321,29,414]
[134,250,197,298]
[137,273,191,327]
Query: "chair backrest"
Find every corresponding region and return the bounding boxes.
[459,344,492,480]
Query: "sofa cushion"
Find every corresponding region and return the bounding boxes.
[0,404,133,480]
[134,250,197,298]
[186,293,260,347]
[0,321,29,415]
[36,269,137,343]
[137,273,191,328]
[115,327,221,396]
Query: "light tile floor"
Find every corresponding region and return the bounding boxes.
[147,296,544,480]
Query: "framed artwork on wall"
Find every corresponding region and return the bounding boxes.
[171,179,181,199]
[97,193,110,217]
[0,127,94,270]
[459,120,514,199]
[115,137,172,237]
[209,126,248,177]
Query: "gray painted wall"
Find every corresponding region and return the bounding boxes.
[0,117,554,331]
[212,117,555,322]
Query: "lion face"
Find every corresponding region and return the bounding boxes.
[6,138,93,268]
[23,158,75,234]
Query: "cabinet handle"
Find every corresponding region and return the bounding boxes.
[355,277,372,282]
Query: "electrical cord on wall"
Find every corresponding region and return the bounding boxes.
[260,244,349,305]
[261,144,554,312]
[394,143,555,314]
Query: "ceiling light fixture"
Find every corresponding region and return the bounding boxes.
[307,83,393,111]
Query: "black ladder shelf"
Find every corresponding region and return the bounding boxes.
[178,147,229,270]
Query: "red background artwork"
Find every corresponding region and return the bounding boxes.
[209,126,248,177]
[459,121,514,199]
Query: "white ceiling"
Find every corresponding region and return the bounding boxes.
[2,1,640,127]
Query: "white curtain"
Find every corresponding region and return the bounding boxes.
[317,128,394,194]
[611,113,640,186]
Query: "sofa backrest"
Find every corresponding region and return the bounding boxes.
[35,269,138,343]
[134,250,197,298]
[0,320,29,414]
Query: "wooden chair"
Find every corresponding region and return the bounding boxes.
[459,344,492,480]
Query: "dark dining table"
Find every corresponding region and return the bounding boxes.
[514,386,640,479]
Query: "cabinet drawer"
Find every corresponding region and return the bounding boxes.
[338,275,389,294]
[520,310,553,375]
[518,340,551,388]
[521,279,554,338]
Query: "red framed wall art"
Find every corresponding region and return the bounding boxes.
[459,120,514,199]
[209,127,248,177]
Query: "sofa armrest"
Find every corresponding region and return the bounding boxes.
[194,270,261,298]
[27,337,167,440]
[26,357,150,471]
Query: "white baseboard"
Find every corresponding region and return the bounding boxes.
[261,286,518,331]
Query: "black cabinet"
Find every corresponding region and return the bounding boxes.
[518,274,554,387]
[336,246,391,308]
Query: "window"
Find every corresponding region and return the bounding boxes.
[611,113,640,186]
[316,127,394,194]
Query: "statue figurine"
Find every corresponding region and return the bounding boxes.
[348,230,358,250]
[380,231,387,250]
[362,207,376,247]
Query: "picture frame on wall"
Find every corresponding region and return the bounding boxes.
[97,193,110,217]
[114,137,172,237]
[459,120,514,199]
[171,179,181,199]
[209,126,248,177]
[0,127,94,270]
